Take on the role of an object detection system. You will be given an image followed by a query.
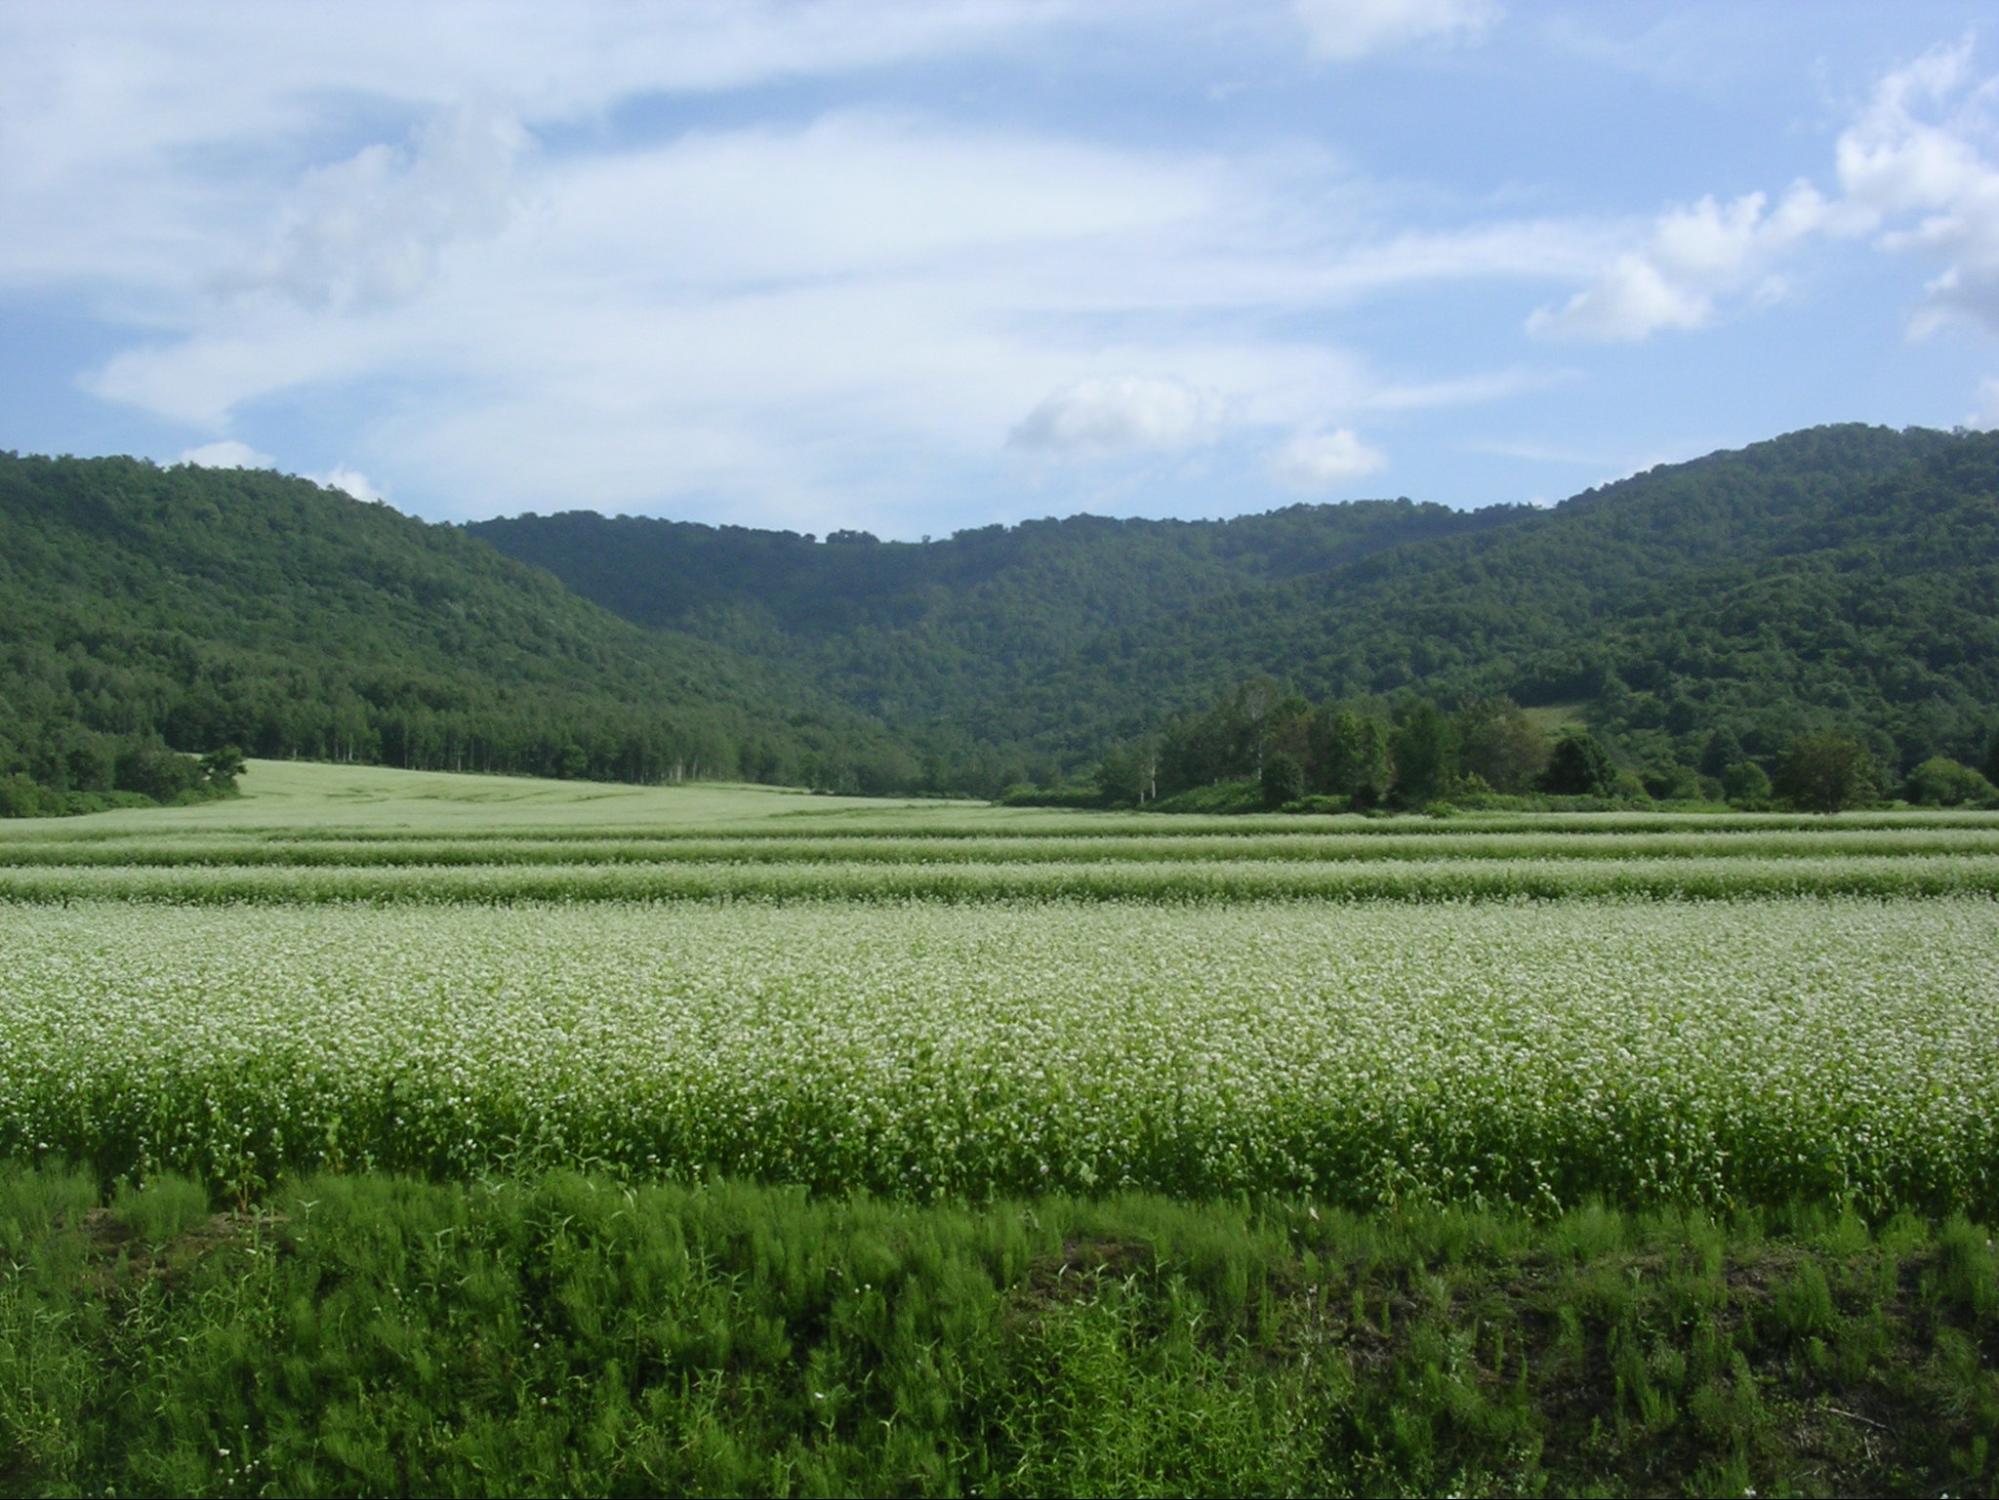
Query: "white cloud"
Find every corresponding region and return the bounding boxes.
[176,439,273,469]
[1527,184,1832,341]
[6,7,1620,529]
[1525,40,1999,347]
[232,107,528,311]
[1009,376,1220,455]
[1834,40,1999,337]
[1462,438,1603,466]
[1293,0,1498,62]
[1362,365,1573,412]
[0,3,1065,291]
[313,466,384,503]
[1268,428,1387,490]
[89,316,393,427]
[1965,376,1999,430]
[1835,40,1984,219]
[63,103,1567,525]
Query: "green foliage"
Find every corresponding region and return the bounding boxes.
[197,745,245,791]
[10,427,1999,808]
[1542,731,1616,797]
[1456,695,1551,793]
[476,424,1999,789]
[1389,700,1458,806]
[1260,750,1303,809]
[108,1173,211,1243]
[1,1170,1995,1498]
[1722,760,1773,806]
[1776,731,1881,814]
[1309,705,1392,803]
[1147,779,1263,815]
[1903,755,1997,807]
[1642,762,1703,801]
[0,452,903,811]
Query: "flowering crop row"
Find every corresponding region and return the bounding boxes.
[3,853,1997,903]
[6,827,1999,869]
[7,808,1997,849]
[4,896,1994,1214]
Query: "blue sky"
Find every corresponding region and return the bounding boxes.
[5,1,1999,538]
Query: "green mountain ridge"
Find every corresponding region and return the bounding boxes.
[470,497,1521,765]
[0,452,911,805]
[5,424,1995,811]
[475,423,1999,782]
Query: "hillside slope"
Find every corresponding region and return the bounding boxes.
[10,425,1994,809]
[0,453,907,797]
[472,498,1522,773]
[1138,424,1999,766]
[476,425,1999,777]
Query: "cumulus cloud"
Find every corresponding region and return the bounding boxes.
[1527,184,1832,341]
[1835,41,1985,218]
[314,466,384,502]
[232,106,528,311]
[1835,40,1999,337]
[1268,428,1387,490]
[1009,376,1220,455]
[1527,40,1999,346]
[177,439,273,469]
[1293,0,1498,61]
[1965,376,1999,430]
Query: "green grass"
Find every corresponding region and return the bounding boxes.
[1,1167,1993,1498]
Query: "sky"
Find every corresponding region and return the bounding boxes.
[6,1,1999,539]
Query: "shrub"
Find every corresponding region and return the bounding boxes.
[1903,757,1997,808]
[1260,753,1304,810]
[1722,761,1772,807]
[1775,733,1880,815]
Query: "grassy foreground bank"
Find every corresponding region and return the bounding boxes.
[2,1168,1993,1497]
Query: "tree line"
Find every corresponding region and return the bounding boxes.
[1063,678,1999,814]
[475,424,1999,797]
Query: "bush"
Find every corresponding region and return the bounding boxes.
[1542,732,1616,796]
[1643,763,1702,802]
[1722,761,1772,807]
[998,782,1102,810]
[114,744,203,803]
[1286,794,1349,814]
[1260,753,1304,811]
[1903,757,1998,808]
[1152,779,1262,815]
[1612,769,1652,802]
[0,773,51,817]
[1775,732,1880,814]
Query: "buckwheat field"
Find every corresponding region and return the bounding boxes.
[5,762,1997,1216]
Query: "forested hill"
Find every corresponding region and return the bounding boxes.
[9,425,1996,810]
[474,424,1999,782]
[1119,423,1999,770]
[470,498,1524,777]
[0,453,910,801]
